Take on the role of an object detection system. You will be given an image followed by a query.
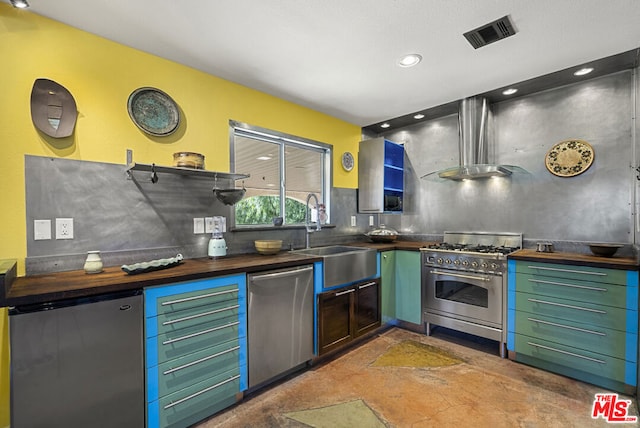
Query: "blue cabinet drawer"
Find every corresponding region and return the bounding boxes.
[514,334,636,386]
[514,291,635,332]
[514,311,636,361]
[149,368,241,428]
[153,285,239,317]
[151,301,242,338]
[511,261,628,286]
[148,339,243,400]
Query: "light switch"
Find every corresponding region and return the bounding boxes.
[205,217,214,234]
[350,216,357,227]
[369,216,374,226]
[34,219,52,240]
[193,218,205,234]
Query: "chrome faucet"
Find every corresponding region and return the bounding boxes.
[305,193,321,248]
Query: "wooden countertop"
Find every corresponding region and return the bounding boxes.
[0,241,433,307]
[508,249,639,271]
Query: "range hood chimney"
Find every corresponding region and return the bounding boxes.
[424,96,522,180]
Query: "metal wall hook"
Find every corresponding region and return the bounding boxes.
[151,163,158,183]
[634,165,640,181]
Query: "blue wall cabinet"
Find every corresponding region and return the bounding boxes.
[507,260,637,393]
[358,138,404,213]
[144,274,247,428]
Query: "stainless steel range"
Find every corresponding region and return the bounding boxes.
[421,231,522,357]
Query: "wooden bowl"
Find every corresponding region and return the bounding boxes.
[255,240,283,255]
[588,243,623,257]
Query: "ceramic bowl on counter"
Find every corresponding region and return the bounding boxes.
[588,243,624,257]
[255,240,283,255]
[365,224,398,243]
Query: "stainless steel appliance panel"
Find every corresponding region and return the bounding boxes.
[358,137,385,213]
[248,265,314,388]
[9,290,144,428]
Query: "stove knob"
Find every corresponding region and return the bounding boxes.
[437,258,444,264]
[481,262,488,269]
[471,261,479,268]
[453,260,460,265]
[462,260,469,266]
[491,263,499,270]
[445,259,452,264]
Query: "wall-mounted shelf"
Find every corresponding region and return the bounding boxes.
[126,162,249,181]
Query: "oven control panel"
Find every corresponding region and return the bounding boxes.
[422,252,505,275]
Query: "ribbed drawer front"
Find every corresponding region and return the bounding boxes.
[150,339,242,398]
[154,301,241,337]
[515,291,633,332]
[514,273,628,308]
[150,368,241,428]
[156,285,239,316]
[514,334,635,385]
[513,262,627,286]
[514,311,636,361]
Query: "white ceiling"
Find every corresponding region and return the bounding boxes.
[10,0,640,127]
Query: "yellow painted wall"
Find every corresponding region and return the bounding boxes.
[0,4,361,425]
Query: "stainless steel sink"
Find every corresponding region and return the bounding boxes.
[292,245,377,288]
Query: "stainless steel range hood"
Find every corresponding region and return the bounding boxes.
[423,96,525,181]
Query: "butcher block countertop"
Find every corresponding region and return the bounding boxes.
[0,241,434,307]
[508,248,639,271]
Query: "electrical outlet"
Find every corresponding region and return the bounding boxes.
[34,219,52,240]
[369,216,374,226]
[55,218,74,240]
[205,217,214,234]
[350,215,356,227]
[193,218,205,234]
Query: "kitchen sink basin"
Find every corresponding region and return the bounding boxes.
[292,245,377,288]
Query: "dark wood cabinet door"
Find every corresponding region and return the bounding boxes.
[355,279,381,337]
[318,287,354,355]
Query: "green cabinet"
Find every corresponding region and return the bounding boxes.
[145,274,247,428]
[380,250,422,325]
[507,259,638,393]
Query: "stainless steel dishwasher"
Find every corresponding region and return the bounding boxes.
[9,289,144,428]
[248,264,314,388]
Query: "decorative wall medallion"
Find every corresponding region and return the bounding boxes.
[127,87,180,136]
[545,139,594,177]
[341,151,354,171]
[30,78,78,138]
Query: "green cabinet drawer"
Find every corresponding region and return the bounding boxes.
[154,315,240,364]
[515,273,628,308]
[149,368,241,428]
[153,339,241,398]
[514,311,636,361]
[515,291,634,332]
[155,284,239,316]
[514,334,634,386]
[154,301,241,337]
[513,261,628,286]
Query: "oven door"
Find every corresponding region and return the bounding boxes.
[424,268,502,328]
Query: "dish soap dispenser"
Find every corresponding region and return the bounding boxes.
[208,225,227,258]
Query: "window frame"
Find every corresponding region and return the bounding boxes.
[229,120,332,229]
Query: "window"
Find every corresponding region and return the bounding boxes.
[230,121,331,228]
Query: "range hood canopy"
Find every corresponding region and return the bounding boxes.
[422,96,525,181]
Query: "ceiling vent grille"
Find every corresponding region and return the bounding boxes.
[463,15,517,49]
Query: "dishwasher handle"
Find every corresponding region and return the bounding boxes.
[250,265,313,281]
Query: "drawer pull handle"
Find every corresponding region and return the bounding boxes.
[527,298,607,314]
[335,289,355,297]
[163,346,240,375]
[162,321,239,345]
[430,270,492,282]
[161,288,238,306]
[527,317,606,336]
[163,374,240,409]
[527,341,606,364]
[358,282,376,290]
[162,305,240,326]
[526,265,606,277]
[527,278,608,292]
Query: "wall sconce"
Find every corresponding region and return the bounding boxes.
[10,0,30,8]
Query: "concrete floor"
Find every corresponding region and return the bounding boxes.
[197,327,638,427]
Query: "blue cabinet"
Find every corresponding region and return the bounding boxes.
[144,274,247,428]
[358,138,404,213]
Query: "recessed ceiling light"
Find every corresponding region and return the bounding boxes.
[398,54,422,68]
[574,67,594,76]
[413,114,425,119]
[10,0,29,8]
[380,123,391,128]
[502,88,518,95]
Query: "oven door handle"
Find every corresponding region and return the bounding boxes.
[428,270,492,283]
